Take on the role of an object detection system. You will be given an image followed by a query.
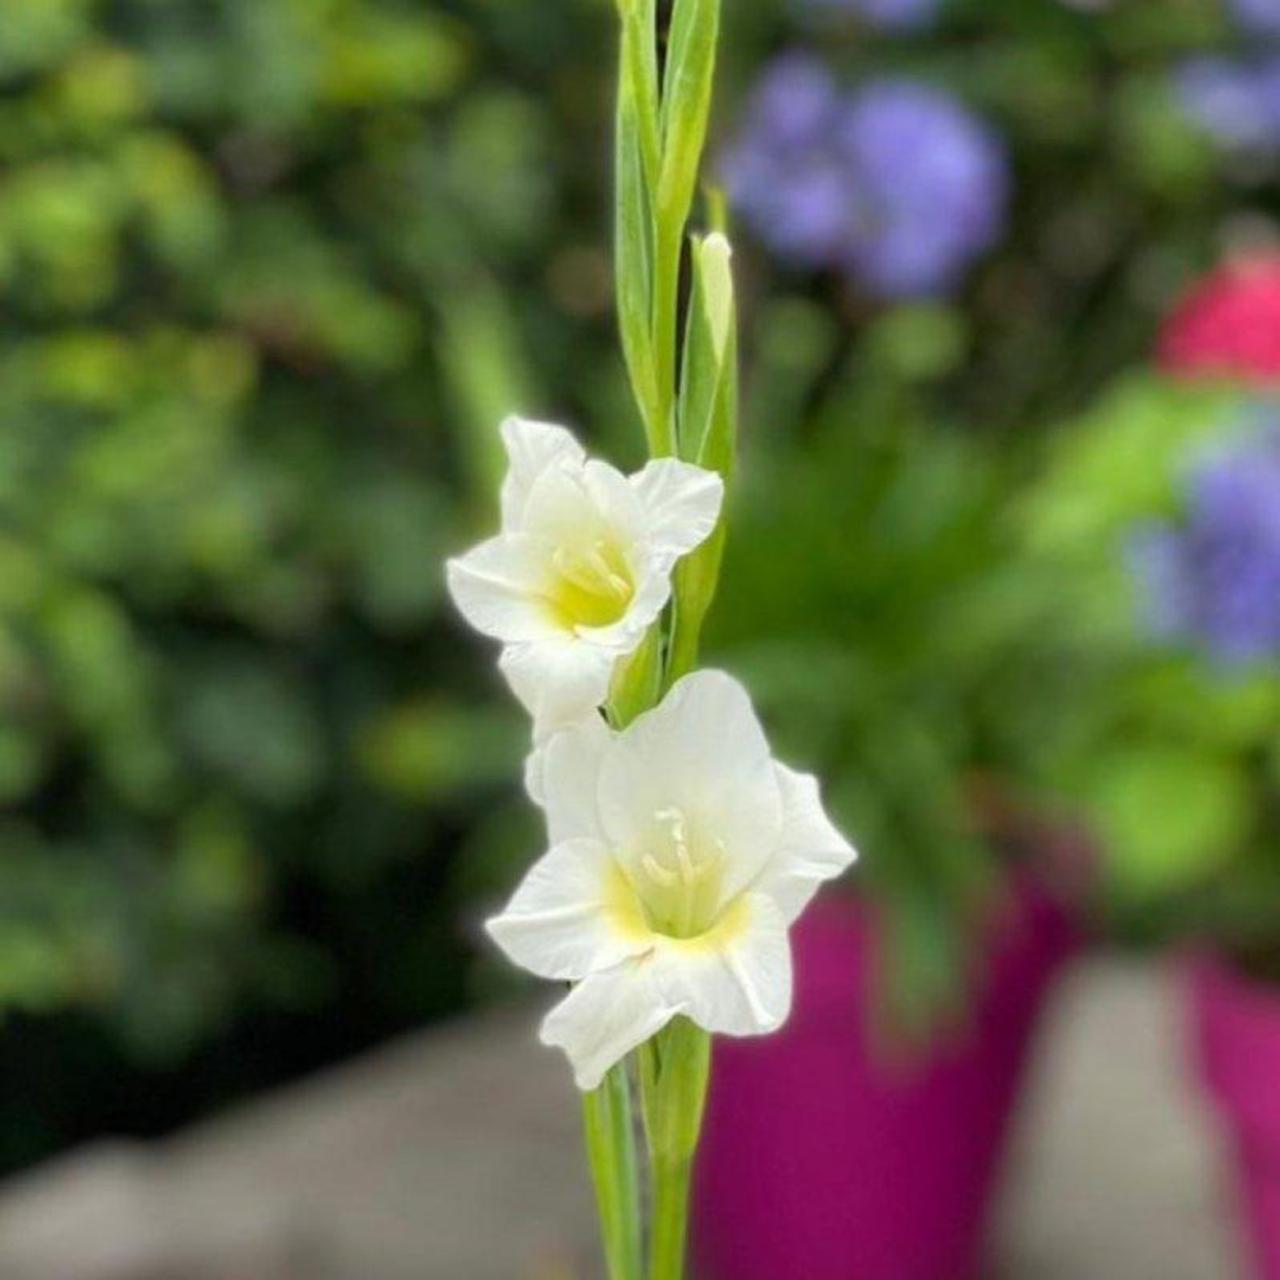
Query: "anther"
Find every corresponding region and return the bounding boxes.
[642,854,678,888]
[587,542,631,601]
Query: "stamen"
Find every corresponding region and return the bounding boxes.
[550,541,632,604]
[584,542,612,575]
[587,541,631,601]
[655,807,686,841]
[550,546,597,595]
[639,807,725,938]
[656,808,711,885]
[642,854,678,889]
[675,839,697,884]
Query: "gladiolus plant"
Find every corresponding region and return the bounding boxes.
[446,1,857,1275]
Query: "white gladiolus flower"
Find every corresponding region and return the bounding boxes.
[446,418,724,737]
[487,670,858,1090]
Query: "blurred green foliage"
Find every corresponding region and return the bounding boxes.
[708,303,1032,1035]
[0,0,1268,1159]
[1020,377,1280,975]
[0,0,557,1150]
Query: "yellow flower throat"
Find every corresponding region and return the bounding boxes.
[547,537,635,629]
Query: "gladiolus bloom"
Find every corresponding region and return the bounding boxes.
[487,670,858,1089]
[447,418,723,737]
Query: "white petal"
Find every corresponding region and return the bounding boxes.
[446,534,560,643]
[630,459,724,566]
[598,670,782,902]
[499,638,617,739]
[500,417,586,528]
[540,960,683,1091]
[520,457,615,548]
[652,892,792,1037]
[532,713,613,842]
[486,838,648,982]
[582,458,648,546]
[753,764,858,924]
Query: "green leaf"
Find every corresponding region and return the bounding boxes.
[674,233,722,463]
[668,233,736,684]
[614,13,661,449]
[657,0,720,233]
[608,623,663,728]
[357,701,523,803]
[1083,744,1251,900]
[437,274,539,512]
[668,520,726,685]
[1022,374,1242,556]
[1125,660,1280,751]
[621,0,660,184]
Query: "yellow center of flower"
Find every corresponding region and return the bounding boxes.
[634,807,726,940]
[546,537,635,630]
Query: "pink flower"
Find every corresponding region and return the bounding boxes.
[1158,256,1280,384]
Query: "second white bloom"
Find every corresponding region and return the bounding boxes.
[487,670,858,1090]
[446,417,723,737]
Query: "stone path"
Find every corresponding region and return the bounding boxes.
[0,956,1243,1279]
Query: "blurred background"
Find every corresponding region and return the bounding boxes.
[4,0,1280,1276]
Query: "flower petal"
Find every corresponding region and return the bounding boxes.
[499,638,617,739]
[446,534,560,642]
[486,838,648,982]
[582,458,648,546]
[540,959,683,1091]
[630,459,724,566]
[652,892,792,1037]
[598,670,783,902]
[530,713,612,842]
[753,764,858,924]
[500,417,586,528]
[520,457,615,549]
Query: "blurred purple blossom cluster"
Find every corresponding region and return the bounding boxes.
[1131,412,1280,665]
[1176,55,1280,150]
[721,56,1009,299]
[1231,0,1280,38]
[797,0,940,33]
[1176,0,1280,149]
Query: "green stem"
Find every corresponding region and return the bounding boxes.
[583,1063,643,1280]
[652,215,682,458]
[649,1153,695,1280]
[639,1019,712,1280]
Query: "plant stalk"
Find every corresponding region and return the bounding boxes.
[652,217,683,457]
[648,1151,695,1280]
[583,1063,644,1280]
[639,1018,712,1280]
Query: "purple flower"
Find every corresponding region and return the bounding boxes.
[839,81,1009,296]
[740,53,840,148]
[1230,0,1280,38]
[723,60,1009,298]
[1175,56,1280,151]
[797,0,941,33]
[1130,416,1280,665]
[721,57,852,269]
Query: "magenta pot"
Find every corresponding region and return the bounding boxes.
[1190,953,1280,1280]
[693,877,1078,1280]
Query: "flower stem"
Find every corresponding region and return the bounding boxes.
[651,216,682,458]
[639,1018,712,1280]
[648,1149,695,1280]
[583,1063,643,1280]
